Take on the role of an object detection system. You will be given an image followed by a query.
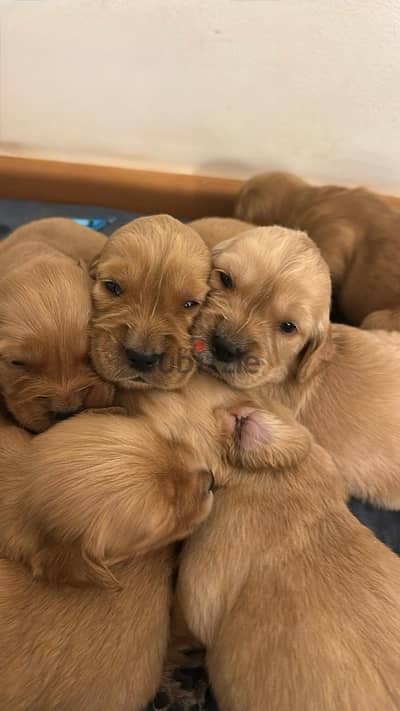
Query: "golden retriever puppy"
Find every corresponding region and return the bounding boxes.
[90,215,211,391]
[177,404,400,711]
[235,171,400,325]
[0,410,215,711]
[193,226,400,508]
[0,217,106,265]
[190,217,253,249]
[0,243,114,432]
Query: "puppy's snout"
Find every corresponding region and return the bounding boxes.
[211,333,246,364]
[125,348,163,372]
[50,407,82,422]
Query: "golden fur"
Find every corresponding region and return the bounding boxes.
[90,215,211,390]
[0,239,114,432]
[190,217,253,249]
[0,409,216,710]
[362,307,400,331]
[235,171,400,325]
[1,217,106,264]
[194,226,400,507]
[177,403,400,711]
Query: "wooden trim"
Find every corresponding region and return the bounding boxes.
[0,156,399,217]
[0,156,243,219]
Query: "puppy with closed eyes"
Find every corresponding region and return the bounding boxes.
[193,225,400,508]
[90,215,211,392]
[235,170,400,325]
[0,241,114,432]
[0,410,215,711]
[177,404,400,711]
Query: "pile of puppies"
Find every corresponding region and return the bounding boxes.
[1,171,400,711]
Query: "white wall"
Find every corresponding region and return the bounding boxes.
[1,0,400,191]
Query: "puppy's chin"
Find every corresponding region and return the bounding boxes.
[194,343,288,390]
[91,330,197,391]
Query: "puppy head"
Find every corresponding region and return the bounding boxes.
[217,402,311,472]
[90,215,211,390]
[193,226,331,389]
[27,413,215,587]
[0,256,114,432]
[235,171,308,224]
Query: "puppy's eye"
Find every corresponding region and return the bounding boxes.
[11,359,25,367]
[103,280,123,297]
[183,300,200,309]
[279,321,297,334]
[218,271,233,289]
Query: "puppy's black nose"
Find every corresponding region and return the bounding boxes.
[211,333,245,363]
[51,407,81,422]
[125,348,162,372]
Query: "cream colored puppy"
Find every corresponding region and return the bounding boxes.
[193,225,400,508]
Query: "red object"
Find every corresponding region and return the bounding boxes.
[193,338,206,353]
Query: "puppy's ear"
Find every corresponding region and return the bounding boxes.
[29,543,121,591]
[80,549,122,591]
[83,489,177,565]
[296,323,332,382]
[222,405,311,471]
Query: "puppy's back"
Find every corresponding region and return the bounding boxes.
[0,217,106,266]
[0,550,173,711]
[179,443,400,711]
[190,217,253,249]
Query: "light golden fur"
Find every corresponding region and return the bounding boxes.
[235,171,400,325]
[362,307,400,332]
[190,217,253,249]
[177,404,400,711]
[194,226,400,507]
[90,215,211,390]
[0,239,114,431]
[0,409,216,710]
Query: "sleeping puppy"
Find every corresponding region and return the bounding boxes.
[193,226,400,508]
[0,242,114,432]
[0,217,106,265]
[0,410,215,711]
[177,404,400,711]
[235,171,400,325]
[90,215,211,391]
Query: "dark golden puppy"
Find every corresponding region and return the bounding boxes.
[0,244,114,432]
[178,404,400,711]
[90,215,211,390]
[194,226,400,508]
[235,170,400,325]
[0,411,215,711]
[0,216,106,265]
